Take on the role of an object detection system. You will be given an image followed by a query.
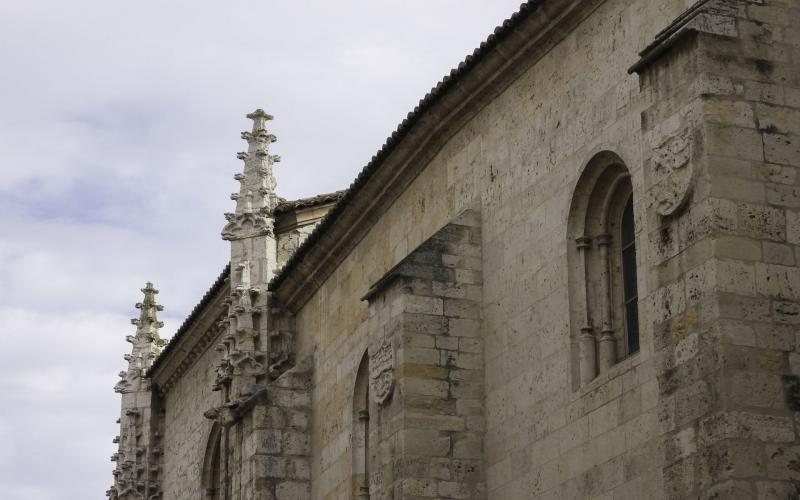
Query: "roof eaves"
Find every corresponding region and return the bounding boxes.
[147,263,230,377]
[274,190,347,214]
[268,0,542,293]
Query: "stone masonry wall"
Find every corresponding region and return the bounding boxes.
[636,1,800,497]
[242,357,313,500]
[281,0,800,499]
[297,0,696,498]
[149,1,800,499]
[161,336,224,498]
[365,210,485,500]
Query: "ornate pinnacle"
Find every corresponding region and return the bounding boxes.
[119,282,166,386]
[134,282,165,334]
[221,108,280,241]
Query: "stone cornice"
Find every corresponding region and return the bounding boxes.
[270,0,604,312]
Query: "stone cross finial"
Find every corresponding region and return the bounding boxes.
[246,108,273,132]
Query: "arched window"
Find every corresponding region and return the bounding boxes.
[352,353,370,500]
[567,152,640,387]
[202,423,222,500]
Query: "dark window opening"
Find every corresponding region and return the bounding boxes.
[620,196,639,354]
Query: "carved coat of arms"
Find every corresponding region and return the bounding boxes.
[370,338,395,406]
[648,131,694,216]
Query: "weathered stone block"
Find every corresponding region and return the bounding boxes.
[275,480,309,500]
[764,445,800,481]
[253,406,286,430]
[453,433,483,460]
[254,455,286,479]
[401,428,451,457]
[729,371,785,409]
[763,241,796,265]
[448,318,481,338]
[765,133,800,167]
[282,431,310,456]
[438,480,477,499]
[401,477,437,497]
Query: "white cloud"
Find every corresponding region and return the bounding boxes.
[0,1,523,498]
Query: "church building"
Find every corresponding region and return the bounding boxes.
[107,0,800,498]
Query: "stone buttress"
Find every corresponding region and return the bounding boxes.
[362,210,487,500]
[205,110,312,499]
[632,1,800,497]
[108,283,166,500]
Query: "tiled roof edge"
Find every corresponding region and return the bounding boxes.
[268,0,542,293]
[147,189,344,378]
[274,190,347,213]
[147,263,230,377]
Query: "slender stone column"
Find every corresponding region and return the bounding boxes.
[575,236,596,385]
[596,233,616,372]
[357,408,371,500]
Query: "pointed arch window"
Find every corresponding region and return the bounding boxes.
[567,153,640,387]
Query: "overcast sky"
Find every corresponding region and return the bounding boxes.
[0,1,525,498]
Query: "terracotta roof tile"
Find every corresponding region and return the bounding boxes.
[275,190,347,213]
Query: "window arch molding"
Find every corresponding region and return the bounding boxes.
[567,151,640,387]
[201,422,223,500]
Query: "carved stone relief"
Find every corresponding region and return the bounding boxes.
[370,338,395,406]
[648,130,694,217]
